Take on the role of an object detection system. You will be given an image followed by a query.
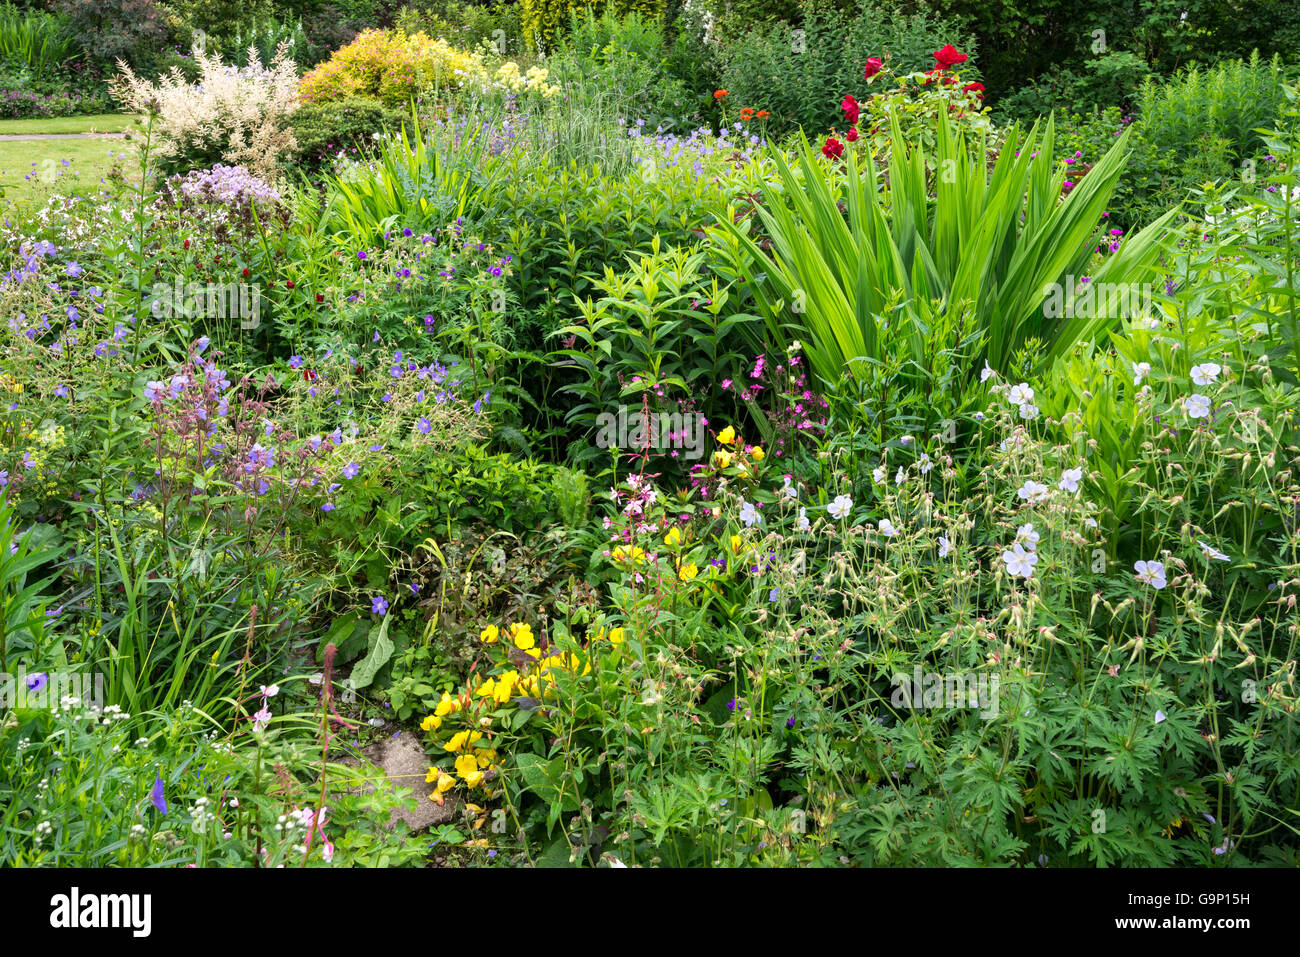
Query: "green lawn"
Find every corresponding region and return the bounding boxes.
[0,113,140,135]
[0,137,140,222]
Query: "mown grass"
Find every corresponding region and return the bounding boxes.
[0,113,138,135]
[0,137,139,221]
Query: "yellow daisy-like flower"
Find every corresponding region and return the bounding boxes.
[420,714,442,733]
[480,624,499,643]
[608,627,626,645]
[679,562,699,581]
[664,527,682,547]
[509,622,535,650]
[718,426,737,445]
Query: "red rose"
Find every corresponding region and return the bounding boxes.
[932,44,968,69]
[286,280,295,289]
[241,267,250,278]
[840,93,860,125]
[845,126,860,142]
[963,82,985,97]
[182,239,190,249]
[822,137,844,160]
[863,57,883,79]
[315,293,325,304]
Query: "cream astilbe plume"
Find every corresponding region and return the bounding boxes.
[111,43,301,182]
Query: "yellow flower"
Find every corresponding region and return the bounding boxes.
[679,562,699,581]
[444,729,483,752]
[612,545,646,564]
[750,446,764,461]
[463,769,485,788]
[493,671,517,704]
[425,766,441,783]
[476,748,498,768]
[730,534,744,554]
[608,627,626,645]
[476,678,496,698]
[509,622,535,650]
[664,527,682,547]
[420,714,442,733]
[480,624,499,643]
[428,770,456,803]
[434,692,459,717]
[454,753,479,778]
[713,450,733,469]
[718,426,737,445]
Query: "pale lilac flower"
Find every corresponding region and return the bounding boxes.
[1132,361,1150,385]
[1190,363,1221,386]
[1197,540,1229,562]
[938,535,951,557]
[1017,479,1050,503]
[1002,543,1038,579]
[877,518,897,538]
[1059,467,1082,493]
[1134,560,1167,590]
[739,499,761,527]
[1182,394,1211,419]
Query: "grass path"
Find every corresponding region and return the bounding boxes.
[0,114,139,136]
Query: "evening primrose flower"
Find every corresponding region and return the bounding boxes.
[1134,560,1167,589]
[444,730,483,752]
[480,624,499,643]
[509,622,535,650]
[434,693,458,717]
[607,627,626,645]
[730,534,744,554]
[750,446,764,461]
[712,449,734,469]
[420,714,442,733]
[717,426,737,445]
[664,527,682,547]
[679,562,699,581]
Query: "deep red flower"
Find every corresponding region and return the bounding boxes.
[315,293,325,303]
[286,280,295,289]
[840,94,860,125]
[863,57,883,79]
[963,82,985,97]
[182,239,190,249]
[932,44,968,69]
[845,126,860,142]
[822,137,844,160]
[241,267,250,278]
[303,369,316,383]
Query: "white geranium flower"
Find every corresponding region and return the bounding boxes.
[1197,540,1229,562]
[1008,383,1035,407]
[1059,467,1082,493]
[1132,361,1151,385]
[980,361,995,382]
[1134,559,1167,590]
[1182,394,1211,419]
[872,465,885,484]
[878,518,898,538]
[828,494,853,520]
[1190,362,1221,386]
[1002,543,1038,579]
[1016,522,1040,549]
[796,506,810,532]
[1017,480,1050,503]
[1019,403,1039,421]
[739,500,761,527]
[938,535,951,557]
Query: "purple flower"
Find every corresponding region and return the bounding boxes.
[288,355,303,369]
[416,417,431,434]
[342,461,360,480]
[25,672,48,692]
[371,595,389,615]
[151,776,168,814]
[144,380,166,402]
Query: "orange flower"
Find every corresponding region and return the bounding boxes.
[740,107,755,122]
[756,110,770,118]
[713,89,729,99]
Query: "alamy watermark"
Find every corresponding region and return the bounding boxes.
[891,667,1000,718]
[595,407,705,460]
[0,670,105,710]
[150,279,262,330]
[1042,278,1154,320]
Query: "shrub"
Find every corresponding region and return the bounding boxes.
[287,96,406,171]
[51,0,174,70]
[297,28,490,106]
[111,46,301,180]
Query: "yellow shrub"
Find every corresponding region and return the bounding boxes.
[299,29,491,107]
